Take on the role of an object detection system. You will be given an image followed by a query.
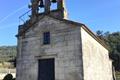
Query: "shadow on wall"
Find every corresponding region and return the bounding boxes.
[3,74,16,80]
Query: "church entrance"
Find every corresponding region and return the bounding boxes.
[38,58,55,80]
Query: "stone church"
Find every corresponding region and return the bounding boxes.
[16,0,114,80]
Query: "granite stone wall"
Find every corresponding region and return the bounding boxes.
[81,27,113,80]
[16,16,83,80]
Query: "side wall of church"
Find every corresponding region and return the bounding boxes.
[16,16,83,80]
[81,27,113,80]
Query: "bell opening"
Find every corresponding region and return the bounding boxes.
[39,0,45,8]
[51,0,57,3]
[50,2,57,10]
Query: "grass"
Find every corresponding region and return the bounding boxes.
[116,71,120,80]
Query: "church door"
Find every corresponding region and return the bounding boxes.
[38,58,55,80]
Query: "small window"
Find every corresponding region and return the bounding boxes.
[43,32,50,45]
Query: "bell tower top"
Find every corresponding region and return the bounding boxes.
[29,0,67,19]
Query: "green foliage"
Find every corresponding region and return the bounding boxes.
[116,71,120,80]
[3,74,16,80]
[0,46,17,68]
[0,46,16,62]
[12,78,16,80]
[3,74,13,80]
[96,31,120,71]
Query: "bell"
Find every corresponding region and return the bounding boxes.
[51,0,57,3]
[39,0,44,8]
[28,4,32,8]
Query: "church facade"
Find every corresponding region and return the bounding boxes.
[16,0,114,80]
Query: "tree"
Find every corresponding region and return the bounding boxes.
[3,74,16,80]
[96,31,120,71]
[3,74,13,80]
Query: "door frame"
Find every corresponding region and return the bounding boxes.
[37,58,55,80]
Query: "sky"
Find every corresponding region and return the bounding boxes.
[0,0,120,46]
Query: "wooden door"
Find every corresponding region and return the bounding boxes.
[38,59,55,80]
